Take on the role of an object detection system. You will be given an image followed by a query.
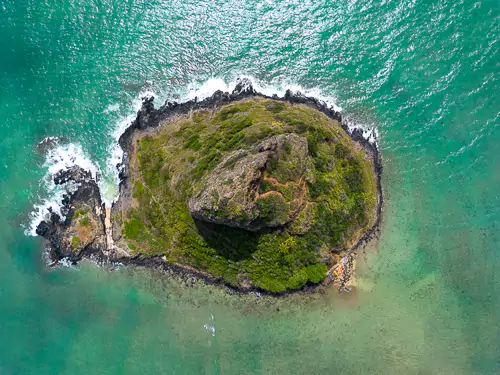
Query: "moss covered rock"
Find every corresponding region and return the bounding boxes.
[189,133,309,231]
[116,97,378,292]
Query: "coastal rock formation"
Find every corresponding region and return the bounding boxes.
[36,167,107,262]
[36,80,382,293]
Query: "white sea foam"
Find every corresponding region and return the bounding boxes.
[187,78,232,100]
[45,143,99,178]
[39,136,60,144]
[45,254,78,270]
[203,324,216,336]
[104,103,121,113]
[203,314,216,336]
[186,75,344,112]
[343,117,379,144]
[103,88,156,204]
[25,141,100,236]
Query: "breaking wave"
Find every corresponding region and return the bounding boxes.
[25,142,99,236]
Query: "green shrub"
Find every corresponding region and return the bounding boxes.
[71,236,81,249]
[307,135,319,156]
[306,263,328,283]
[73,207,89,220]
[256,193,289,225]
[124,218,144,239]
[309,178,331,200]
[78,217,90,227]
[184,134,202,150]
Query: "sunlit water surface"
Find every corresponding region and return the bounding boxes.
[0,0,499,373]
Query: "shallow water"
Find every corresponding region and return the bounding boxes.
[1,0,499,373]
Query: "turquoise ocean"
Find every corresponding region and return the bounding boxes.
[1,0,499,373]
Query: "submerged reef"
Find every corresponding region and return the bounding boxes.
[37,79,382,294]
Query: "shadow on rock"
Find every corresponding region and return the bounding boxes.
[193,219,262,261]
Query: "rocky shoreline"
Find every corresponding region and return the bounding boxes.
[36,79,383,296]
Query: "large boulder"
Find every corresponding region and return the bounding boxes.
[188,133,310,232]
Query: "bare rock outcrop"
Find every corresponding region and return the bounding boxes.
[188,133,309,232]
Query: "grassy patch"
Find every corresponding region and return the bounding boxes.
[78,217,90,227]
[71,236,81,249]
[73,208,89,220]
[124,217,144,239]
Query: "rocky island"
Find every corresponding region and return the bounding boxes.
[36,80,382,293]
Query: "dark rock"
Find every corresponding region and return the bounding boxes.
[36,166,107,262]
[232,78,256,96]
[53,166,92,185]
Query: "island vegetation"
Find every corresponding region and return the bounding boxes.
[37,82,381,294]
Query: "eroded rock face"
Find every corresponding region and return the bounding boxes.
[36,167,107,262]
[188,133,310,232]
